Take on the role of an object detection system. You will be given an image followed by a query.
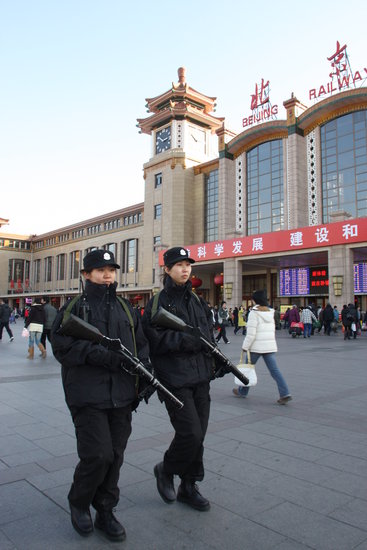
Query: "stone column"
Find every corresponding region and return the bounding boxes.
[328,245,354,309]
[223,258,242,307]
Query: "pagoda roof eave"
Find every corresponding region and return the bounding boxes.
[145,85,217,114]
[137,105,224,135]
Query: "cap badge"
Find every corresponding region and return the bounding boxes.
[180,249,186,256]
[103,253,111,260]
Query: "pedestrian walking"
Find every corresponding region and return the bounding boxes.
[237,305,247,335]
[51,249,150,541]
[323,303,334,335]
[142,247,214,512]
[40,297,57,350]
[347,303,358,339]
[341,304,352,340]
[232,290,292,404]
[300,306,317,338]
[24,298,46,359]
[0,298,14,342]
[216,301,230,343]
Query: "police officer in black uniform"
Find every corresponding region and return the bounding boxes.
[143,247,214,511]
[51,250,150,541]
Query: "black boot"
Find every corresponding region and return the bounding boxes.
[154,462,176,503]
[94,509,126,542]
[69,503,93,536]
[177,480,210,511]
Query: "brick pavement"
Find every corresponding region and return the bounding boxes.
[0,321,366,549]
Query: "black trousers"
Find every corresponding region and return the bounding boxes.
[216,324,228,343]
[40,328,52,348]
[68,405,132,511]
[163,382,210,482]
[0,322,13,340]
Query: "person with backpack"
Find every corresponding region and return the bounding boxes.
[51,249,150,542]
[142,247,214,512]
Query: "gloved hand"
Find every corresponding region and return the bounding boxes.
[138,382,157,404]
[137,361,156,403]
[212,356,229,379]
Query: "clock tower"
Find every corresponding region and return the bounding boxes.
[137,68,224,289]
[137,67,224,162]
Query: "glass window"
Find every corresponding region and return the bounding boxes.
[155,173,162,188]
[204,169,218,241]
[70,251,80,279]
[321,110,367,222]
[127,239,138,273]
[45,257,53,282]
[246,140,284,235]
[34,259,41,283]
[154,204,162,219]
[104,243,116,256]
[57,254,66,280]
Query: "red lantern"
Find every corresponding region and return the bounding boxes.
[191,276,202,289]
[214,274,223,286]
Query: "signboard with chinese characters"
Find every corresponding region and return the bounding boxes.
[310,267,329,295]
[279,268,310,296]
[242,78,278,128]
[309,40,367,102]
[158,217,367,265]
[354,263,367,293]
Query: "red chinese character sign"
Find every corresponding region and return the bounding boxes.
[158,217,367,265]
[309,40,367,101]
[242,78,278,128]
[250,78,270,109]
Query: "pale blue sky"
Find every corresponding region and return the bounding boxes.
[1,0,366,234]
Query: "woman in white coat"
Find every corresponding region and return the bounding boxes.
[233,290,292,404]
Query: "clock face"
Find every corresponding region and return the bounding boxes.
[155,126,171,154]
[189,126,206,154]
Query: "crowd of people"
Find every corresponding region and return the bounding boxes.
[281,302,365,340]
[209,301,366,341]
[1,248,366,543]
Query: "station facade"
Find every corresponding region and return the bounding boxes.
[1,58,367,312]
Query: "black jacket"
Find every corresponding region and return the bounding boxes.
[142,277,214,389]
[341,306,353,327]
[323,304,334,322]
[0,303,12,323]
[25,303,46,327]
[51,281,150,409]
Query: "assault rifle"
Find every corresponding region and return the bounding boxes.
[60,313,184,409]
[151,307,249,386]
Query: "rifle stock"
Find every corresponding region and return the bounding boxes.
[151,307,249,386]
[60,314,184,409]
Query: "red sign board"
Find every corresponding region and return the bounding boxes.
[159,217,367,265]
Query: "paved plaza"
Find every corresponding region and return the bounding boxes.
[0,321,366,549]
